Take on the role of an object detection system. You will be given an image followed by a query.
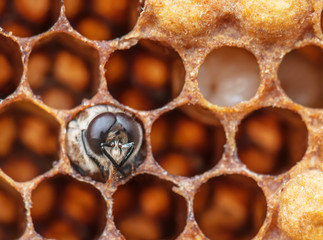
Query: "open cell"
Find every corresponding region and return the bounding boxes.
[0,34,23,99]
[66,104,146,182]
[236,107,308,175]
[113,174,187,240]
[64,0,143,41]
[0,0,60,37]
[278,45,323,108]
[27,33,100,109]
[0,101,60,182]
[0,177,26,239]
[31,174,107,240]
[194,174,267,240]
[198,47,261,106]
[151,105,225,177]
[105,39,185,110]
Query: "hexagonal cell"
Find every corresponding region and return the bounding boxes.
[0,34,23,99]
[151,105,225,177]
[64,0,143,40]
[105,39,185,110]
[0,177,26,239]
[113,174,187,240]
[66,105,146,182]
[0,0,61,37]
[236,107,308,175]
[0,101,60,182]
[278,45,323,108]
[194,174,267,240]
[197,47,261,106]
[27,33,100,109]
[31,174,107,240]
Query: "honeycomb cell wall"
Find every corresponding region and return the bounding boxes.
[0,0,322,240]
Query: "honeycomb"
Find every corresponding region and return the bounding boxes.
[0,0,322,239]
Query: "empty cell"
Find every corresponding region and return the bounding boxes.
[65,0,143,40]
[151,105,225,177]
[236,107,308,175]
[113,174,187,240]
[150,106,226,177]
[278,45,323,108]
[105,40,185,110]
[31,175,107,240]
[194,174,267,240]
[0,177,26,239]
[27,33,100,109]
[0,0,60,37]
[198,47,261,106]
[0,101,60,182]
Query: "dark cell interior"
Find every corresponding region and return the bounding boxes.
[151,105,225,176]
[0,0,61,37]
[27,33,100,109]
[113,174,187,240]
[0,177,26,240]
[31,174,107,240]
[0,101,60,182]
[0,34,23,99]
[194,174,267,240]
[105,39,185,110]
[236,107,308,175]
[64,0,143,40]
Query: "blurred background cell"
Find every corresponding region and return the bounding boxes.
[27,33,100,109]
[113,174,187,240]
[31,175,107,240]
[198,47,261,106]
[278,45,323,108]
[194,174,267,240]
[105,40,185,110]
[236,107,308,175]
[151,105,225,177]
[0,101,60,182]
[64,0,143,41]
[0,177,26,239]
[0,0,60,37]
[0,34,23,99]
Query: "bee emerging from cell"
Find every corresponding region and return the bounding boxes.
[66,105,144,181]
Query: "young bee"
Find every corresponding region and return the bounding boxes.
[66,105,143,181]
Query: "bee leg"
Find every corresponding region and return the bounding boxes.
[101,143,126,177]
[118,142,134,168]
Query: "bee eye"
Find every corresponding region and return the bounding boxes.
[85,112,142,155]
[86,113,116,155]
[115,113,142,147]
